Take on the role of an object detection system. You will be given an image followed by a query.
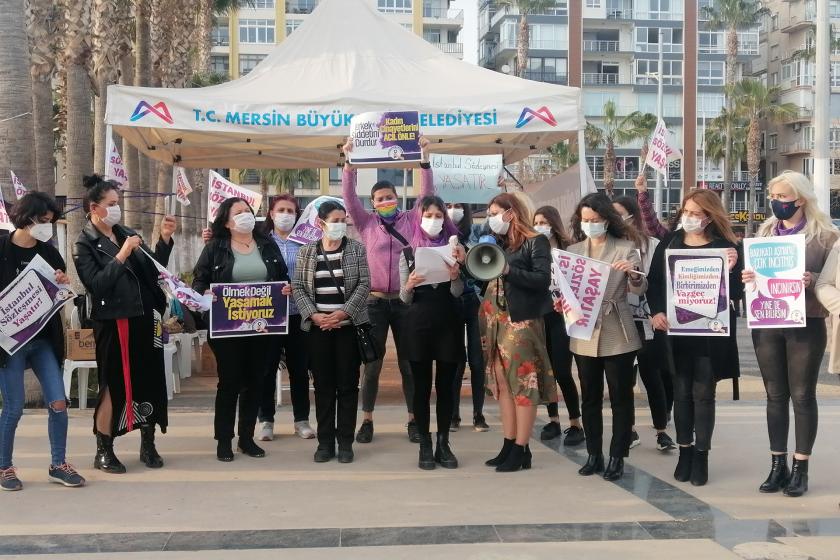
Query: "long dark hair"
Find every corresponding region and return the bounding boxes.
[534,205,569,250]
[263,193,301,234]
[210,197,254,239]
[453,203,474,242]
[612,195,650,257]
[571,192,646,249]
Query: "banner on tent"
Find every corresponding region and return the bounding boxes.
[665,249,730,336]
[551,249,610,341]
[10,171,27,200]
[105,135,129,189]
[430,154,503,203]
[207,171,263,222]
[209,282,289,338]
[288,196,343,245]
[174,167,192,206]
[743,235,806,329]
[348,111,422,164]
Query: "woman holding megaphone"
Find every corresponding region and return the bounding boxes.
[478,193,558,472]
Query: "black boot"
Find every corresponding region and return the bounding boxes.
[419,434,435,470]
[217,439,234,462]
[603,457,624,481]
[690,449,709,486]
[496,443,525,472]
[784,458,809,497]
[674,445,694,482]
[578,454,604,476]
[435,433,458,469]
[522,444,532,470]
[237,438,266,458]
[759,454,790,493]
[485,438,514,467]
[139,425,164,468]
[94,433,126,474]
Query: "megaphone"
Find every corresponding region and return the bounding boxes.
[466,235,507,281]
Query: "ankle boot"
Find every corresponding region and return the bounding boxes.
[485,438,514,467]
[759,454,790,493]
[496,443,526,472]
[690,449,709,486]
[237,438,266,458]
[418,434,435,470]
[94,433,126,474]
[139,425,164,468]
[783,458,809,497]
[434,433,458,469]
[603,457,624,481]
[578,454,604,476]
[522,444,532,470]
[217,439,234,462]
[674,445,694,482]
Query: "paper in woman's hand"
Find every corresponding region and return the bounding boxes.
[414,246,456,286]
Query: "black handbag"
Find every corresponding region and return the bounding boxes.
[316,242,380,364]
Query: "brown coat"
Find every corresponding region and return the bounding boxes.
[801,229,840,318]
[813,236,840,373]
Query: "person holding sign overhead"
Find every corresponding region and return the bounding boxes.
[73,175,176,474]
[341,135,434,445]
[747,171,837,497]
[193,197,290,462]
[647,190,742,487]
[566,193,647,482]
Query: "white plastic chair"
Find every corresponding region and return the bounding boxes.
[163,342,179,399]
[62,307,97,409]
[170,332,200,379]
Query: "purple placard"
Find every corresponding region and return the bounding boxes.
[209,282,289,339]
[348,111,422,164]
[287,196,344,245]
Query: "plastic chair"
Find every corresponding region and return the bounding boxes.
[163,342,179,398]
[62,307,97,409]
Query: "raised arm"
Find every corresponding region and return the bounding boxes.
[341,137,373,231]
[635,174,670,240]
[417,136,434,199]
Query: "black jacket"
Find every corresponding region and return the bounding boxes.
[192,234,289,294]
[73,221,173,321]
[502,234,553,322]
[0,235,67,369]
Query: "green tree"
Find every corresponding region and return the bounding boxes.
[542,141,578,174]
[584,101,642,198]
[258,169,319,203]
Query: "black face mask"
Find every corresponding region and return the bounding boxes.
[770,199,799,220]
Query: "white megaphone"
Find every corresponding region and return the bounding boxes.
[465,235,507,282]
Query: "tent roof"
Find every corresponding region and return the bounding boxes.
[105,0,583,169]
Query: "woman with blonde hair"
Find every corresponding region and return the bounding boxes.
[647,189,742,486]
[480,193,558,472]
[747,171,838,497]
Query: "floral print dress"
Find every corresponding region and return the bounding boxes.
[479,279,558,407]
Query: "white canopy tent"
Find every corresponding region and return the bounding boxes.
[105,0,587,191]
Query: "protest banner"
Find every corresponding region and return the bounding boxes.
[743,235,806,328]
[665,249,730,336]
[142,249,211,312]
[207,170,263,222]
[0,255,76,355]
[644,117,682,184]
[288,195,343,245]
[105,134,129,190]
[174,167,192,206]
[10,171,27,200]
[209,282,289,338]
[348,111,422,165]
[0,186,13,231]
[430,154,503,203]
[551,249,610,341]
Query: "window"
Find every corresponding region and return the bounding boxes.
[803,158,814,177]
[770,161,778,177]
[378,0,412,13]
[832,62,840,87]
[529,23,568,50]
[586,0,601,7]
[286,18,302,35]
[614,156,640,179]
[210,55,229,75]
[587,156,605,180]
[239,19,275,43]
[239,54,266,76]
[831,128,840,149]
[768,134,778,150]
[254,0,274,7]
[771,14,778,30]
[697,60,725,86]
[698,31,724,54]
[525,57,567,83]
[377,168,413,187]
[738,29,759,55]
[211,25,229,46]
[832,158,840,175]
[423,28,441,43]
[771,72,779,86]
[286,0,317,14]
[770,44,779,60]
[697,92,725,116]
[637,92,682,117]
[635,59,683,85]
[668,160,681,181]
[635,26,683,53]
[583,92,620,116]
[646,0,673,20]
[804,126,815,148]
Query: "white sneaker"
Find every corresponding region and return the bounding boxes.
[259,422,274,442]
[294,421,315,439]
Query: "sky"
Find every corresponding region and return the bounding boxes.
[451,0,478,64]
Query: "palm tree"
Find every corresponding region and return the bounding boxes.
[732,79,798,235]
[498,0,556,77]
[703,109,747,221]
[702,0,769,213]
[542,141,578,174]
[620,112,658,165]
[258,169,319,203]
[132,0,152,232]
[584,101,641,198]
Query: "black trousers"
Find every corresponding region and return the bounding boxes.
[259,314,311,423]
[574,352,636,458]
[361,297,414,413]
[672,350,716,451]
[307,325,361,448]
[412,360,457,435]
[209,335,275,441]
[544,312,581,420]
[452,292,485,419]
[753,320,826,455]
[635,325,669,430]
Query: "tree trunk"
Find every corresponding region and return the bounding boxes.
[197,0,214,73]
[517,14,529,78]
[604,141,616,199]
[65,63,93,290]
[119,53,141,228]
[93,74,108,174]
[722,26,740,214]
[152,162,170,241]
[31,77,56,194]
[746,117,761,236]
[135,0,151,235]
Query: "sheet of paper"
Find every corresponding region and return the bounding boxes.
[414,246,456,287]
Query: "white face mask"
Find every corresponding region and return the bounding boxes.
[324,222,347,240]
[273,213,296,232]
[99,205,121,227]
[29,222,53,242]
[488,212,510,235]
[447,208,464,224]
[581,221,607,239]
[534,225,552,237]
[421,217,444,237]
[232,212,256,234]
[680,215,706,233]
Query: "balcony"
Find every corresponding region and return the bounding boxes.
[634,8,684,21]
[781,13,815,34]
[523,71,567,84]
[780,142,813,155]
[423,7,464,21]
[784,108,813,124]
[432,42,464,57]
[583,73,620,85]
[584,40,620,52]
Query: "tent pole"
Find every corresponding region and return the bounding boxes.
[577,129,587,198]
[170,165,178,215]
[402,168,408,210]
[104,124,113,176]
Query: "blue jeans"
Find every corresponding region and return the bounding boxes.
[0,338,68,468]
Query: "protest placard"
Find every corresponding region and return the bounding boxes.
[348,111,421,165]
[209,282,289,338]
[105,134,129,190]
[174,167,192,206]
[288,195,343,245]
[0,186,13,231]
[644,117,682,183]
[743,235,806,328]
[207,170,263,222]
[430,154,503,204]
[551,249,610,341]
[10,171,27,200]
[665,249,730,336]
[0,255,76,355]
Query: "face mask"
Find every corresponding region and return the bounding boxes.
[374,199,399,219]
[580,221,607,238]
[771,199,799,221]
[324,222,347,240]
[488,212,510,235]
[273,213,296,232]
[534,225,552,237]
[447,208,464,224]
[232,212,256,234]
[680,215,706,233]
[421,217,444,237]
[98,205,121,227]
[29,222,53,242]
